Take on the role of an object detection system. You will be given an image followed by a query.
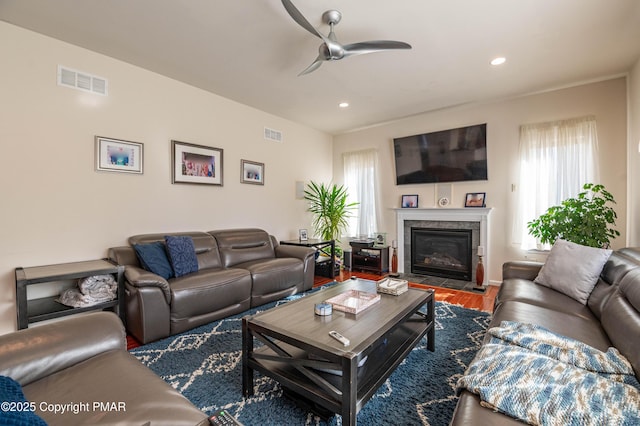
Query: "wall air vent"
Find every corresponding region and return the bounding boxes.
[57,65,108,96]
[264,127,283,143]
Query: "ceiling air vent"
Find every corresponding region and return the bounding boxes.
[264,127,283,143]
[57,65,108,96]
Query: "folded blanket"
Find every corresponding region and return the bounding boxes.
[457,321,640,425]
[57,275,117,308]
[78,274,117,297]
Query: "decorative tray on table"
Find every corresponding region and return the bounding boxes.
[376,278,409,296]
[325,290,381,314]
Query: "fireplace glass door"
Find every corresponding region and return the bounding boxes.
[411,228,472,280]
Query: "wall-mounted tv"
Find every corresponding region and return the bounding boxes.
[393,123,487,185]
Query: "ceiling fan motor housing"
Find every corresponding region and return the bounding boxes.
[320,41,345,60]
[322,10,342,25]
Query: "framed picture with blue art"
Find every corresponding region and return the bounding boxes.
[95,136,143,174]
[171,140,223,186]
[240,159,264,185]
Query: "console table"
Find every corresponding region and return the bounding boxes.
[15,259,124,329]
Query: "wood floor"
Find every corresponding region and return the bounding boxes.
[315,270,498,313]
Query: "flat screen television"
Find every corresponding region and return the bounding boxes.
[393,123,487,185]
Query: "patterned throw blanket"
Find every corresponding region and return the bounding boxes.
[457,321,640,425]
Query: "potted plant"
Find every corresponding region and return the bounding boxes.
[527,183,620,248]
[303,181,358,259]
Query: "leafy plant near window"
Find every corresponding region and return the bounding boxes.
[303,181,358,256]
[527,183,620,248]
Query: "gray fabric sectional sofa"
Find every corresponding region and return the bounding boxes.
[108,228,316,344]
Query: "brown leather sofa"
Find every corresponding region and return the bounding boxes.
[451,247,640,425]
[109,228,315,344]
[0,311,209,426]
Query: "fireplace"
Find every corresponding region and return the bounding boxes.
[395,207,491,284]
[411,227,472,280]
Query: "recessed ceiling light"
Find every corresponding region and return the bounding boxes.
[339,102,349,108]
[490,57,506,66]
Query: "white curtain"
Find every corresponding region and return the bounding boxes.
[343,149,380,238]
[514,115,599,250]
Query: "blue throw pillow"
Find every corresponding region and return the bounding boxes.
[164,235,199,277]
[133,242,174,280]
[0,376,47,426]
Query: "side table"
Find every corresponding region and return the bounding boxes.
[350,244,389,275]
[280,239,336,278]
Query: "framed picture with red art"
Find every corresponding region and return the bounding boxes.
[171,140,223,186]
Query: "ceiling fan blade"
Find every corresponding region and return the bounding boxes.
[343,40,412,57]
[298,56,324,76]
[281,0,325,40]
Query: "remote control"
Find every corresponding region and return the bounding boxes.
[209,409,244,426]
[329,330,350,346]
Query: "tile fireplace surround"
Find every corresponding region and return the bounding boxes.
[394,208,492,285]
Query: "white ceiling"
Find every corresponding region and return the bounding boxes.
[2,0,640,135]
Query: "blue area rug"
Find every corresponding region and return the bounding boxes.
[130,287,490,425]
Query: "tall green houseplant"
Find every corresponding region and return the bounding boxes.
[303,181,358,255]
[527,183,620,248]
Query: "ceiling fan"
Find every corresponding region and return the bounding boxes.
[281,0,412,76]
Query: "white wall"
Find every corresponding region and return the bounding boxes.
[0,23,333,334]
[333,78,628,284]
[628,57,640,246]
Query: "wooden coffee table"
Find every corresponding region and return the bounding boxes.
[242,278,435,425]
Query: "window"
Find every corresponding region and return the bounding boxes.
[343,149,380,238]
[514,115,599,250]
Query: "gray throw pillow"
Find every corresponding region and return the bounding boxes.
[534,239,612,305]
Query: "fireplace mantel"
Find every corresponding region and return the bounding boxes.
[393,208,492,283]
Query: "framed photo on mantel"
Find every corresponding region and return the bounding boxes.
[401,194,419,208]
[465,192,486,208]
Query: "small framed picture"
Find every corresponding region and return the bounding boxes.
[401,194,419,208]
[299,229,308,241]
[171,140,223,186]
[465,192,486,208]
[240,160,264,185]
[95,136,143,174]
